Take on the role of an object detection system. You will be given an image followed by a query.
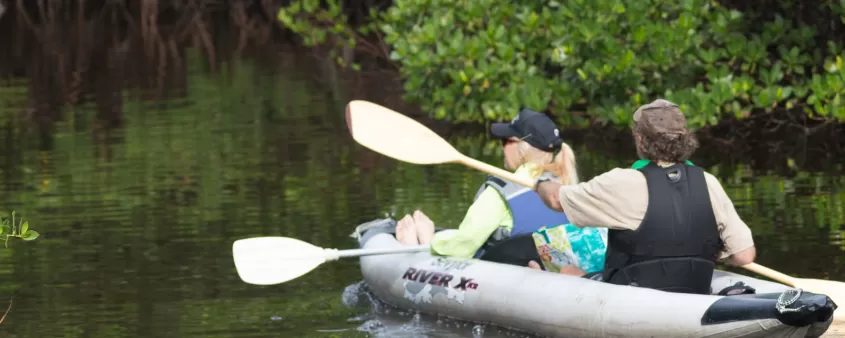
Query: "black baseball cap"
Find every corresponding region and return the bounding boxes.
[490,108,563,152]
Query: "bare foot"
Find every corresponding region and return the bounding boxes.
[527,260,543,270]
[413,210,435,244]
[558,265,587,276]
[396,214,419,245]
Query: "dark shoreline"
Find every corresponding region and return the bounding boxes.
[428,114,845,175]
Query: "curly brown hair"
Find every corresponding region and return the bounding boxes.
[632,123,699,163]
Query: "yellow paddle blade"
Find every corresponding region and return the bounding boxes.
[232,237,328,285]
[345,100,464,165]
[344,100,536,188]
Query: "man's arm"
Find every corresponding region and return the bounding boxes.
[704,173,757,266]
[535,180,564,212]
[723,246,756,266]
[535,168,647,230]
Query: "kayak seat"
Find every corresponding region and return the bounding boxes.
[605,257,715,294]
[477,233,544,269]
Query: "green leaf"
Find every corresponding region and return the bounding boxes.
[576,68,587,80]
[21,221,28,234]
[612,3,626,14]
[0,225,10,235]
[21,230,39,241]
[494,25,506,40]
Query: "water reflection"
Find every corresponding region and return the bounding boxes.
[0,11,842,338]
[342,282,533,338]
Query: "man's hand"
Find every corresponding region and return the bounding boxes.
[535,180,564,212]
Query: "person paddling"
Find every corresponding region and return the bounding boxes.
[396,108,605,270]
[533,99,756,294]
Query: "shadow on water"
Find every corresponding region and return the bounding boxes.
[0,2,841,337]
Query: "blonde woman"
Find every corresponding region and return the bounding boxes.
[396,108,604,269]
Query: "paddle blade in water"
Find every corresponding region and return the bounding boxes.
[345,100,463,165]
[232,237,329,285]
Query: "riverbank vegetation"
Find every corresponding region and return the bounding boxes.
[0,0,844,167]
[278,0,845,130]
[1,0,843,131]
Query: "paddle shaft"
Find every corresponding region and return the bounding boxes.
[456,156,537,188]
[741,263,797,286]
[333,244,430,259]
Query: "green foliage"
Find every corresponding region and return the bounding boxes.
[276,0,381,71]
[278,0,845,128]
[382,0,563,122]
[0,211,39,247]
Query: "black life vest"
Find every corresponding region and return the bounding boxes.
[601,162,723,294]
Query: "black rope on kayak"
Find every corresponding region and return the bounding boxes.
[776,288,805,314]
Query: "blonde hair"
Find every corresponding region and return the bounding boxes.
[515,141,579,185]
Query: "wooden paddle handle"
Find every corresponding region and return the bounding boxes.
[742,263,798,286]
[457,156,537,188]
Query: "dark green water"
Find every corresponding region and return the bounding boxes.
[0,46,842,338]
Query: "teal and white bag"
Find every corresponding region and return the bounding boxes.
[532,223,608,273]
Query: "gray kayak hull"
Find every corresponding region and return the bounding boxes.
[354,218,835,338]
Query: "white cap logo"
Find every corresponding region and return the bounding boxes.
[553,129,559,137]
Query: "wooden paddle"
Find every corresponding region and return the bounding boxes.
[232,236,429,285]
[345,99,844,322]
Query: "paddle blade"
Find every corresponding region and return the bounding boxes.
[345,100,463,165]
[232,237,328,285]
[793,278,845,322]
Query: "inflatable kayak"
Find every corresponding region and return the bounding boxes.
[351,218,837,338]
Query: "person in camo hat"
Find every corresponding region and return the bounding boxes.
[533,99,757,294]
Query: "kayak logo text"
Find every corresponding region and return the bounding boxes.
[400,267,478,305]
[429,257,473,272]
[401,267,479,290]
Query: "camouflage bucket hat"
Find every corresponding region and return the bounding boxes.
[632,99,688,135]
